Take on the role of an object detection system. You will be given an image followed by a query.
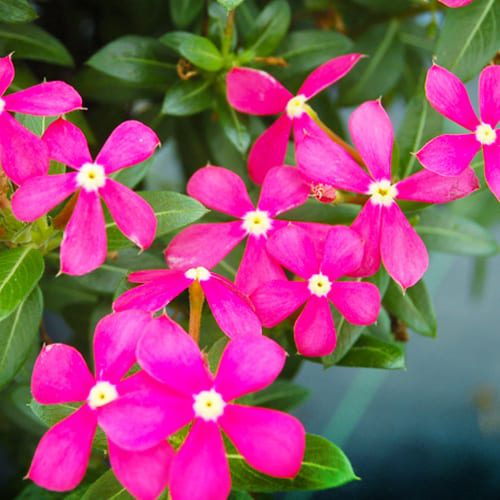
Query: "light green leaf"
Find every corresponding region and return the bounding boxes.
[106,191,208,250]
[161,79,212,116]
[0,247,44,321]
[0,0,37,23]
[218,0,245,10]
[0,287,43,388]
[81,469,133,500]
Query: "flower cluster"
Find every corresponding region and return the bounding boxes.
[2,47,496,499]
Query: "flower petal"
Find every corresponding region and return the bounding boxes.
[226,67,292,115]
[169,420,231,500]
[348,100,393,181]
[479,64,500,128]
[248,114,292,185]
[60,191,107,276]
[4,82,82,116]
[100,178,156,250]
[295,113,372,193]
[220,404,305,477]
[27,405,96,492]
[93,310,153,383]
[0,112,48,184]
[321,226,364,280]
[294,296,336,357]
[235,236,287,295]
[113,271,190,312]
[350,201,382,277]
[31,344,94,404]
[214,335,286,401]
[328,281,381,325]
[95,120,160,174]
[298,53,363,100]
[137,315,212,395]
[396,167,479,203]
[201,275,262,337]
[266,224,318,279]
[166,222,245,271]
[425,64,479,130]
[0,54,14,95]
[380,203,428,291]
[415,133,480,176]
[484,141,500,201]
[187,165,254,217]
[251,280,309,327]
[127,269,176,283]
[108,439,173,500]
[42,118,92,169]
[439,0,473,5]
[11,173,77,222]
[257,165,310,216]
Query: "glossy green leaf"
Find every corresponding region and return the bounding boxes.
[0,247,44,321]
[107,191,208,250]
[230,434,357,492]
[384,280,437,338]
[436,0,500,81]
[216,94,251,153]
[81,470,133,500]
[0,23,73,66]
[0,0,37,23]
[0,288,43,389]
[218,0,245,9]
[162,79,212,116]
[238,380,310,411]
[169,0,204,28]
[87,36,174,85]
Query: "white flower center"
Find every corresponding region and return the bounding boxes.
[0,98,5,115]
[241,209,272,237]
[87,381,118,409]
[184,266,211,281]
[368,179,398,207]
[76,162,106,192]
[193,389,225,422]
[308,273,332,297]
[286,94,307,119]
[475,123,496,146]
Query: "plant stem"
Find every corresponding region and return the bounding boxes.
[188,281,204,345]
[221,10,235,59]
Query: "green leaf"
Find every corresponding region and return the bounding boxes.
[107,191,208,250]
[0,0,37,23]
[162,32,223,72]
[340,20,404,105]
[351,0,413,12]
[216,94,250,153]
[416,210,499,257]
[238,380,310,411]
[230,434,357,492]
[384,280,437,338]
[162,79,212,116]
[245,0,291,57]
[87,36,174,85]
[0,287,43,388]
[0,247,44,321]
[112,155,154,189]
[337,334,405,370]
[81,469,132,500]
[0,22,73,66]
[169,0,204,28]
[436,0,500,81]
[218,0,245,10]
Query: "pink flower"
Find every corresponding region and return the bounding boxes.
[11,118,159,275]
[113,264,262,338]
[416,64,500,199]
[296,100,480,290]
[251,225,380,357]
[166,165,313,294]
[226,54,362,184]
[0,54,82,184]
[98,316,306,500]
[28,311,174,500]
[438,0,473,6]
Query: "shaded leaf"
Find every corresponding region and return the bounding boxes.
[162,79,213,116]
[0,0,37,23]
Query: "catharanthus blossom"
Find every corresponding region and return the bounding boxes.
[438,0,473,6]
[28,311,175,500]
[0,53,82,184]
[98,316,306,500]
[11,118,159,275]
[416,64,500,199]
[166,165,316,294]
[296,100,480,290]
[226,54,362,183]
[113,264,262,337]
[252,225,380,356]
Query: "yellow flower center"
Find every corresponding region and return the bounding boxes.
[475,123,496,146]
[241,209,272,237]
[76,162,106,192]
[184,266,211,281]
[286,94,307,119]
[87,381,118,409]
[368,179,398,207]
[308,273,332,297]
[193,389,225,422]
